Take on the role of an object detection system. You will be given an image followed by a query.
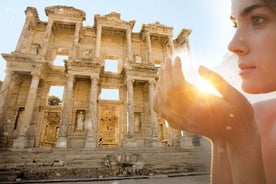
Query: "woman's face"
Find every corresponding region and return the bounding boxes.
[228,0,276,94]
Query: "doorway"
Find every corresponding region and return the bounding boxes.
[99,104,119,147]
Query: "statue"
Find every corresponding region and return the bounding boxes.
[76,111,85,131]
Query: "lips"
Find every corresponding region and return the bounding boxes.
[238,63,256,76]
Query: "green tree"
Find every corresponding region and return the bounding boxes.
[48,95,62,106]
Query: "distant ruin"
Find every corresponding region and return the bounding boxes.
[0,6,210,181]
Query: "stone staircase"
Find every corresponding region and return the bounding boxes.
[0,146,210,182]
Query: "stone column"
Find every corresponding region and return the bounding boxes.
[95,25,102,58]
[185,36,191,51]
[126,28,133,61]
[0,71,13,147]
[168,34,174,57]
[184,36,193,61]
[72,22,81,58]
[41,19,54,56]
[149,79,161,147]
[13,72,40,148]
[145,31,152,64]
[124,79,137,147]
[15,12,33,52]
[0,71,13,119]
[127,80,134,138]
[180,131,194,149]
[56,73,74,148]
[84,76,98,149]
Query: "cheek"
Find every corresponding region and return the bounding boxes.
[255,34,276,74]
[246,63,276,93]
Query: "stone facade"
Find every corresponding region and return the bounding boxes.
[0,5,198,150]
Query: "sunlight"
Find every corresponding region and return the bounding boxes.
[195,76,221,96]
[176,51,221,97]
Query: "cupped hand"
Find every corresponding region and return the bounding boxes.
[153,56,257,142]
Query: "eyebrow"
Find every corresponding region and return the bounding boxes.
[241,4,267,16]
[230,4,267,20]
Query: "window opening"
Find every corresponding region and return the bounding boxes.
[104,59,118,73]
[100,88,119,100]
[48,86,64,105]
[54,55,68,66]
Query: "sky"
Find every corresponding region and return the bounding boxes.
[0,0,234,81]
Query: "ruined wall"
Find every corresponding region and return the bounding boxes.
[0,5,193,149]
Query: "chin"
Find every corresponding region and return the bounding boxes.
[241,83,274,94]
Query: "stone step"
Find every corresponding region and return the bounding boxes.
[0,171,23,182]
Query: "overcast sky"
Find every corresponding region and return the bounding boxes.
[0,0,234,81]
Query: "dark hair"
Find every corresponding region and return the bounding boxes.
[265,0,276,11]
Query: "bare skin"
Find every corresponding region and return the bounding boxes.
[154,0,276,183]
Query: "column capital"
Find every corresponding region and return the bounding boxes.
[127,79,135,83]
[66,73,75,78]
[145,30,151,37]
[90,74,99,80]
[149,79,156,85]
[31,71,41,78]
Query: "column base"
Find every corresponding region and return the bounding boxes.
[152,137,161,147]
[180,136,193,149]
[123,138,137,148]
[84,136,96,150]
[13,136,28,148]
[56,137,67,148]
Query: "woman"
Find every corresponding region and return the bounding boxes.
[153,0,276,183]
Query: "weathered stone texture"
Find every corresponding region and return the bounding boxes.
[0,5,210,181]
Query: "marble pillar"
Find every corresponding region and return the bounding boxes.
[41,19,54,56]
[56,74,74,148]
[180,131,194,149]
[127,80,134,138]
[124,79,137,147]
[95,25,102,58]
[145,31,152,64]
[126,28,133,61]
[72,22,81,58]
[84,77,98,149]
[15,12,32,52]
[13,72,40,148]
[149,80,161,147]
[0,71,13,119]
[168,34,174,57]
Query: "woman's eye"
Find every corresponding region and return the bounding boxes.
[252,16,265,26]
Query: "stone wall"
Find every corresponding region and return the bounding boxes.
[0,5,205,152]
[0,6,211,182]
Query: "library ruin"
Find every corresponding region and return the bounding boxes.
[0,5,210,181]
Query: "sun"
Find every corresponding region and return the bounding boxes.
[195,77,221,96]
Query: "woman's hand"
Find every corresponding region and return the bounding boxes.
[153,56,257,142]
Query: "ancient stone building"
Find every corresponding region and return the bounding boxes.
[0,6,213,181]
[0,5,195,150]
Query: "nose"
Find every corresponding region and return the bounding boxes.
[227,29,249,56]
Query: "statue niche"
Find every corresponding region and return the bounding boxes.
[75,110,85,131]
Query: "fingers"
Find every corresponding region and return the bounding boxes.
[172,56,186,87]
[198,65,245,103]
[163,58,174,90]
[153,87,160,113]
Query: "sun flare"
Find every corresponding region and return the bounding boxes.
[195,77,221,96]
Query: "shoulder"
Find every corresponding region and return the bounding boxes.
[253,98,276,114]
[253,98,276,130]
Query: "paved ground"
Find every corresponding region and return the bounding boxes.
[51,175,210,184]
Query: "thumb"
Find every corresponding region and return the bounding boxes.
[198,65,243,102]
